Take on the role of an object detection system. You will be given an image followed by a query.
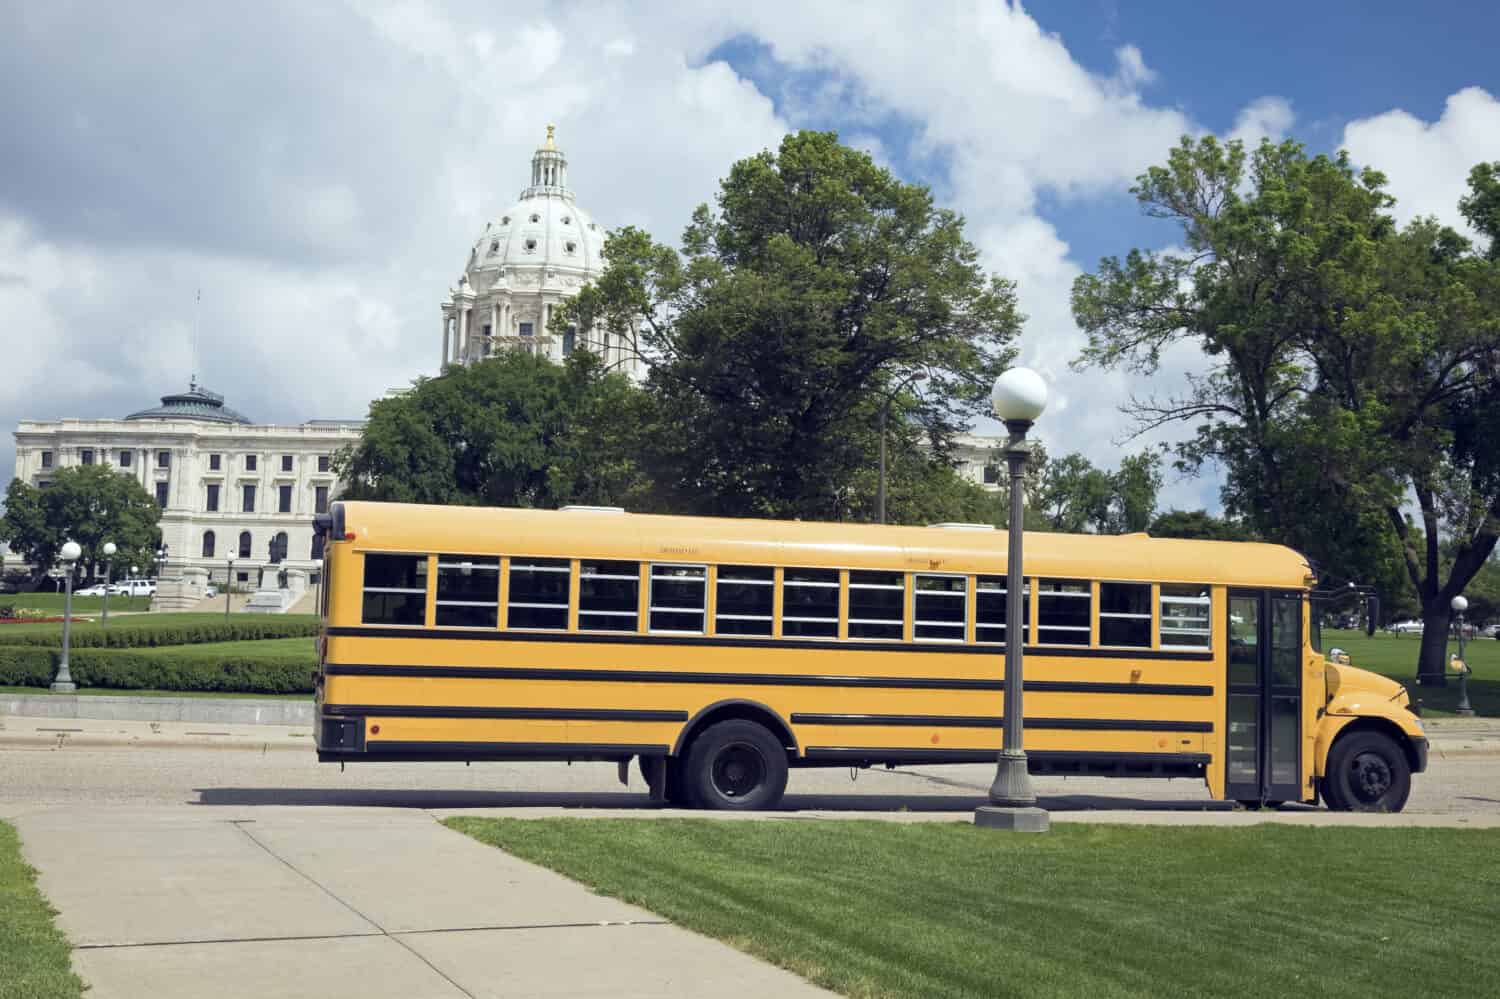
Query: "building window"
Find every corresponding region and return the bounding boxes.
[37,480,51,490]
[206,484,220,512]
[236,570,249,583]
[245,454,257,472]
[40,451,53,469]
[209,454,221,471]
[269,532,288,564]
[579,560,640,632]
[278,485,292,514]
[436,555,500,628]
[914,574,967,642]
[202,531,216,558]
[155,482,170,508]
[976,576,1029,645]
[518,322,533,337]
[80,449,95,466]
[1161,584,1212,650]
[119,450,133,468]
[315,485,329,514]
[311,533,324,561]
[1100,582,1152,648]
[565,241,576,253]
[982,464,1000,485]
[524,238,537,252]
[1038,579,1091,646]
[361,553,427,626]
[317,455,330,473]
[848,570,904,640]
[238,532,252,558]
[529,213,540,223]
[562,327,576,356]
[715,565,774,636]
[649,564,706,634]
[281,455,293,472]
[243,484,256,513]
[157,450,171,469]
[508,558,570,630]
[782,567,839,639]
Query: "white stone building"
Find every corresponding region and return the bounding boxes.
[7,383,361,589]
[439,126,642,377]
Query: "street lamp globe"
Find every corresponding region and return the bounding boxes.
[60,541,82,562]
[991,367,1049,423]
[1451,595,1469,613]
[103,542,117,557]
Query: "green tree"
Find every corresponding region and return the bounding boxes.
[336,350,655,509]
[1147,509,1257,541]
[0,466,161,585]
[559,131,1021,521]
[1072,137,1500,683]
[1029,448,1161,534]
[1459,161,1500,259]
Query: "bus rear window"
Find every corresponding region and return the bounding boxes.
[716,566,773,636]
[436,556,499,628]
[579,560,640,632]
[782,567,838,639]
[361,554,427,626]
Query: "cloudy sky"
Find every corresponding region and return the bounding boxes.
[3,1,1497,512]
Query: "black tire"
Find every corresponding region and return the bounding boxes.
[1322,730,1412,813]
[1235,799,1264,811]
[638,756,692,806]
[682,720,789,811]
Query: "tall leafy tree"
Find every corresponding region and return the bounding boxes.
[1072,138,1500,683]
[558,131,1021,520]
[336,350,655,510]
[1029,449,1162,534]
[0,466,161,584]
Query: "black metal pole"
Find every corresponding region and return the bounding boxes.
[52,564,77,692]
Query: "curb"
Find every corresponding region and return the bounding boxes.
[0,693,313,726]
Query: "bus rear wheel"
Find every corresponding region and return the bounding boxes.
[1322,731,1411,813]
[683,720,788,811]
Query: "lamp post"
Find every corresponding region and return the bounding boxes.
[129,565,138,611]
[1451,595,1475,717]
[877,371,928,524]
[51,541,82,693]
[226,557,235,621]
[100,542,117,625]
[975,367,1050,833]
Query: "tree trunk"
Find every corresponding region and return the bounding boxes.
[1416,601,1451,687]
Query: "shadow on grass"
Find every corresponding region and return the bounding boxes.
[1410,676,1499,717]
[192,786,1267,813]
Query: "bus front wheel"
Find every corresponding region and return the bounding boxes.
[1322,731,1412,813]
[683,720,789,811]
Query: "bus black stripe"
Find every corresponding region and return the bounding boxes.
[790,713,1214,732]
[322,664,1213,697]
[325,705,687,723]
[324,626,1215,662]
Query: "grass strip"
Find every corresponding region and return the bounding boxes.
[0,821,85,999]
[1325,629,1496,716]
[448,818,1500,999]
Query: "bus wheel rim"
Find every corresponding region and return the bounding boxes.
[712,743,766,798]
[1350,752,1392,802]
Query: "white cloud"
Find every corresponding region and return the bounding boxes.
[1342,86,1500,240]
[1229,96,1296,146]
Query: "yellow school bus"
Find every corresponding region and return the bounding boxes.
[312,501,1426,811]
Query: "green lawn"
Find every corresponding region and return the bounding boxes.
[0,592,130,614]
[1324,629,1496,716]
[0,822,84,999]
[450,818,1499,999]
[0,612,317,640]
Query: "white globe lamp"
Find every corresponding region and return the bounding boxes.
[991,367,1049,424]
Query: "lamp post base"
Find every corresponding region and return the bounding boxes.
[987,749,1037,807]
[49,681,76,693]
[974,805,1050,832]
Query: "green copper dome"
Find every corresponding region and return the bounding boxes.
[125,382,252,424]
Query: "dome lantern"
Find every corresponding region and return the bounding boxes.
[524,123,571,201]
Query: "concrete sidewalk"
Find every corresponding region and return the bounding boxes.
[14,807,834,998]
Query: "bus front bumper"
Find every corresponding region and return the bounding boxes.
[1411,736,1428,774]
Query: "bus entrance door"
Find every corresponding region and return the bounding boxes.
[1225,590,1302,805]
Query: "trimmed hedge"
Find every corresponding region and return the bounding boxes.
[0,614,318,650]
[0,644,316,694]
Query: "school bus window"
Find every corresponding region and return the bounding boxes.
[1161,584,1212,649]
[976,576,1029,644]
[507,558,570,630]
[650,564,706,634]
[361,553,427,626]
[1099,582,1151,648]
[782,567,838,638]
[1038,579,1091,646]
[914,574,966,642]
[716,565,774,636]
[579,560,640,632]
[435,555,499,628]
[848,570,904,640]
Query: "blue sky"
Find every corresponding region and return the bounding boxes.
[2,1,1497,516]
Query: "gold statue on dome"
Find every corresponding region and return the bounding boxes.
[544,124,556,150]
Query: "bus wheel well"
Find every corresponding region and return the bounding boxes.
[673,700,797,760]
[1327,717,1421,775]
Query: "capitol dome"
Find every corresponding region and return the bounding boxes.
[438,126,640,378]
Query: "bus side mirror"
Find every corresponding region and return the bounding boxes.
[1365,595,1379,637]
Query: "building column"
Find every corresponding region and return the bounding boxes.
[490,301,499,355]
[441,312,451,369]
[460,307,471,362]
